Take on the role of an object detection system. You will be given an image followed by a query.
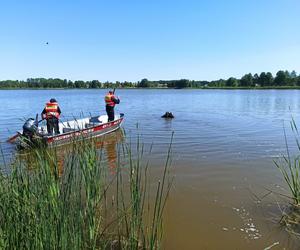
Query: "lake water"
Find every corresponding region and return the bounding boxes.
[1,89,300,249]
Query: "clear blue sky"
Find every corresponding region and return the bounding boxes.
[0,0,299,82]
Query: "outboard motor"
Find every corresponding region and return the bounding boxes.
[22,118,38,139]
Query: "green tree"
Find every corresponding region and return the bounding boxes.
[167,81,175,88]
[103,81,113,88]
[297,76,300,86]
[274,70,288,86]
[258,72,273,86]
[74,80,86,88]
[90,80,101,88]
[122,81,133,88]
[266,72,273,86]
[67,80,74,88]
[240,73,253,87]
[175,79,189,88]
[290,70,297,78]
[138,78,150,88]
[253,73,259,86]
[226,77,238,87]
[289,70,297,86]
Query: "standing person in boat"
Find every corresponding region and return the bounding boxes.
[41,98,62,135]
[105,90,120,122]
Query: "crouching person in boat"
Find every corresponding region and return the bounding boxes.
[41,98,61,135]
[105,90,120,122]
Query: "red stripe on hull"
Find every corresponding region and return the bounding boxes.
[46,118,123,144]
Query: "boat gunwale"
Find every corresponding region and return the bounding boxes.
[8,113,124,147]
[45,116,124,140]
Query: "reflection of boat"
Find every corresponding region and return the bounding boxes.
[57,128,125,175]
[9,113,124,148]
[55,127,125,152]
[94,129,125,174]
[14,128,125,176]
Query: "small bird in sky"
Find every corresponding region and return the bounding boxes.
[46,42,49,45]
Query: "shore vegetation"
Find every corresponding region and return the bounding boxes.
[0,70,299,89]
[275,119,300,237]
[0,134,173,249]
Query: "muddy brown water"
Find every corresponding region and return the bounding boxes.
[1,89,300,249]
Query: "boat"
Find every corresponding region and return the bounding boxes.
[8,113,124,148]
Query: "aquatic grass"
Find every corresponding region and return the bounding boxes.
[275,119,300,206]
[274,118,300,236]
[0,132,173,249]
[0,139,104,249]
[111,132,174,249]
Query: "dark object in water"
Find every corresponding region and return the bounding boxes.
[161,112,174,119]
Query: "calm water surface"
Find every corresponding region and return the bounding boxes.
[1,89,300,249]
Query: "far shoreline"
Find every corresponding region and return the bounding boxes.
[1,86,300,90]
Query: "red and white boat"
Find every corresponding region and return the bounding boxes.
[8,113,124,148]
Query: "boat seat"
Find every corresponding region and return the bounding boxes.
[85,122,101,128]
[89,116,102,123]
[63,127,76,133]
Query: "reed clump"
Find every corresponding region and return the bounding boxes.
[0,133,173,249]
[275,119,300,236]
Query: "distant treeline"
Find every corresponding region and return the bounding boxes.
[0,70,300,89]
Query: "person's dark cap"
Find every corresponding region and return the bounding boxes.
[109,90,113,94]
[50,98,57,103]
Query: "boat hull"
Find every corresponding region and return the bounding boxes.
[46,118,123,147]
[11,114,124,149]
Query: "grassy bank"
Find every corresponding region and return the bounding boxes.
[0,134,173,249]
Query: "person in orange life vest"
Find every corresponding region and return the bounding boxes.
[41,98,62,135]
[105,90,120,122]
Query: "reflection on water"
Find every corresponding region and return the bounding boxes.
[93,129,125,174]
[57,129,124,176]
[13,129,125,177]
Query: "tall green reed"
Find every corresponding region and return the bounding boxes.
[275,119,300,206]
[113,132,173,250]
[0,132,173,249]
[0,138,105,249]
[273,118,300,236]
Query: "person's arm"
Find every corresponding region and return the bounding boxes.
[112,96,120,104]
[57,106,62,115]
[41,108,46,119]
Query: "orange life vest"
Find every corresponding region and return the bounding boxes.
[45,102,60,119]
[105,93,116,107]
